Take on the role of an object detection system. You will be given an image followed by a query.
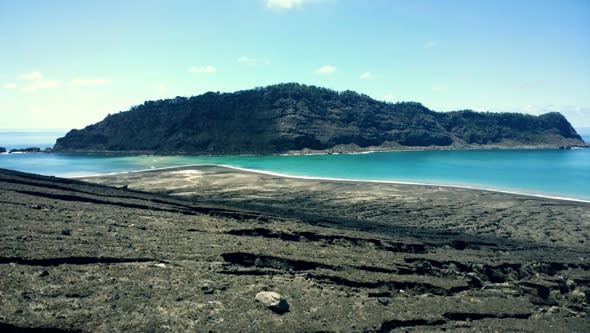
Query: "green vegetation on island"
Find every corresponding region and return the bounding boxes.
[54,83,584,154]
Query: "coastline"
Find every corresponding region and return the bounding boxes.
[215,164,590,204]
[78,163,590,204]
[3,146,589,202]
[83,165,590,249]
[1,167,589,332]
[50,141,590,156]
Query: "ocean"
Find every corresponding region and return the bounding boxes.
[1,130,590,201]
[0,129,69,150]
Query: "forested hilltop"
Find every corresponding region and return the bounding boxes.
[54,83,585,154]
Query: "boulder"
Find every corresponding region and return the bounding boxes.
[255,291,290,314]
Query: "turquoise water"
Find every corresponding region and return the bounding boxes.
[1,149,589,201]
[1,130,589,201]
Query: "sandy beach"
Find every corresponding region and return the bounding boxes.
[1,166,588,332]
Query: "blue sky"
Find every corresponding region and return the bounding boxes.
[1,0,589,130]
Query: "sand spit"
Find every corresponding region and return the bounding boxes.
[1,166,588,332]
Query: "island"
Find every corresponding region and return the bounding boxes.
[2,83,588,332]
[53,83,585,154]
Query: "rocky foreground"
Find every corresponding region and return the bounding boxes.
[0,166,589,332]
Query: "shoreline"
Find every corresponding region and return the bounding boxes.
[2,166,589,331]
[4,146,589,203]
[47,142,590,156]
[79,163,590,204]
[82,163,590,251]
[2,142,588,157]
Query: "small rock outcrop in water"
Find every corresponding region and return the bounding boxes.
[9,147,42,153]
[0,147,6,153]
[53,83,585,154]
[255,291,290,314]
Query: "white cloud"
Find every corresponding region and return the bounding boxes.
[522,104,540,115]
[3,83,17,89]
[360,72,373,80]
[471,106,488,112]
[266,0,303,10]
[19,71,43,80]
[383,93,395,101]
[71,78,112,87]
[316,65,336,74]
[188,65,216,74]
[18,71,59,91]
[424,40,438,48]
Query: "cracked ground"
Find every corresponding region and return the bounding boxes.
[0,166,588,332]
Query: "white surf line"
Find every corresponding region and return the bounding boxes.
[215,164,590,204]
[71,163,590,204]
[70,164,204,179]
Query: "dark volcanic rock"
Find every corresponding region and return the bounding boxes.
[1,167,589,332]
[9,147,42,154]
[0,147,6,153]
[53,83,585,154]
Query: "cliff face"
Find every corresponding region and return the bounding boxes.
[54,83,584,154]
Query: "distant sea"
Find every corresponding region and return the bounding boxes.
[1,129,590,201]
[0,129,68,150]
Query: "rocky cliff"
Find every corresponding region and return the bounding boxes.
[54,83,585,154]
